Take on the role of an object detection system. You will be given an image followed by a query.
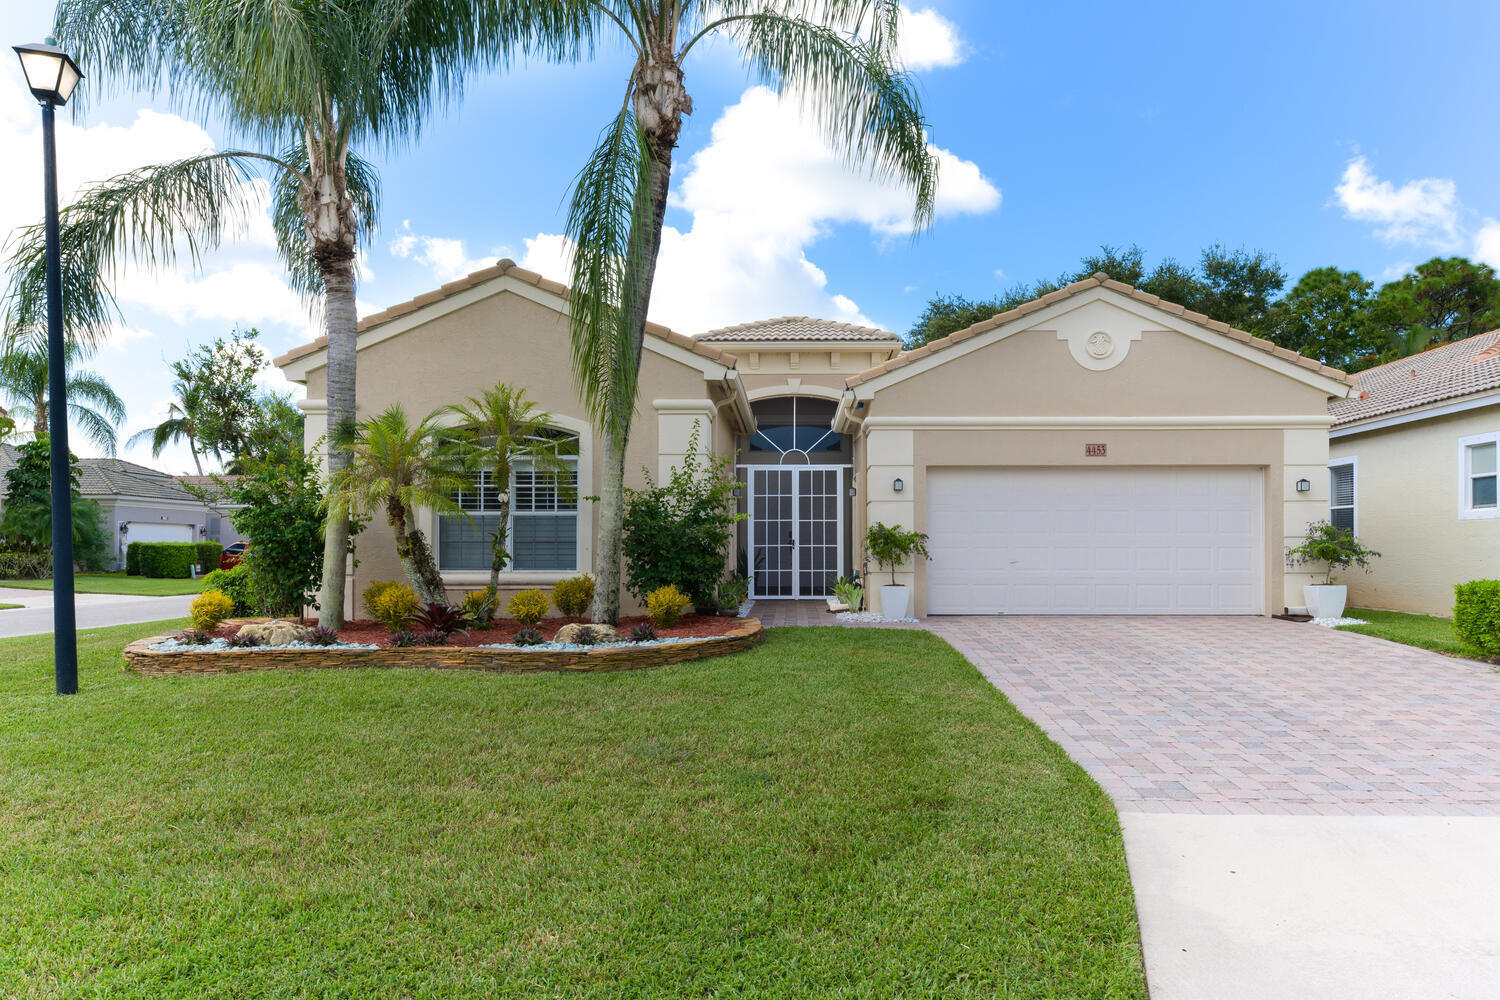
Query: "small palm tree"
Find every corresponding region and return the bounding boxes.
[447,384,573,593]
[0,338,125,455]
[565,0,938,622]
[326,405,469,605]
[125,378,204,475]
[1387,324,1439,360]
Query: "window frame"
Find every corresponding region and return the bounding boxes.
[437,450,582,573]
[1459,432,1500,520]
[1328,456,1357,535]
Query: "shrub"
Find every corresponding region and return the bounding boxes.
[646,584,692,629]
[362,580,403,619]
[134,542,200,579]
[190,591,236,631]
[194,542,222,573]
[462,587,498,626]
[0,549,51,580]
[1454,580,1500,656]
[1,436,110,570]
[224,457,334,617]
[306,626,340,647]
[125,542,141,576]
[628,623,658,643]
[389,630,418,647]
[412,602,472,636]
[570,625,599,646]
[714,575,749,613]
[864,523,931,586]
[1286,520,1380,585]
[509,588,550,626]
[622,427,742,606]
[832,576,863,612]
[202,564,254,615]
[227,633,261,649]
[511,627,545,647]
[414,629,450,646]
[552,575,594,617]
[367,582,420,631]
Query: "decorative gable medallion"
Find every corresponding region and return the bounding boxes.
[1048,299,1155,372]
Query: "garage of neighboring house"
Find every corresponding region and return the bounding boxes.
[836,274,1357,617]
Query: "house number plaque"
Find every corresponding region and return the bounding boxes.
[1085,443,1107,457]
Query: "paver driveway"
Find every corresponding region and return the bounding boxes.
[931,615,1500,816]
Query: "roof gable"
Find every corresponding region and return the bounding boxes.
[1330,329,1500,427]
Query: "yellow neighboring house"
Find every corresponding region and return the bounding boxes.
[1328,332,1500,616]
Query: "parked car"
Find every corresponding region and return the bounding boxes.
[219,542,249,570]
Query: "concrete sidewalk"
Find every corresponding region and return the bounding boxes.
[0,587,194,638]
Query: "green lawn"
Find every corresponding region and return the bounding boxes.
[0,573,207,596]
[0,603,18,610]
[1339,607,1496,662]
[0,621,1145,999]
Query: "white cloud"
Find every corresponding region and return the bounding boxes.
[1474,220,1500,271]
[897,7,966,70]
[389,221,497,282]
[1333,156,1460,248]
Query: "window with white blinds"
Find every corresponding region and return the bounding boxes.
[1329,461,1356,533]
[438,454,579,572]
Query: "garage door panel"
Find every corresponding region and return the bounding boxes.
[926,468,1264,615]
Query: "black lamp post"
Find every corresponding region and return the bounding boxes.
[14,38,83,695]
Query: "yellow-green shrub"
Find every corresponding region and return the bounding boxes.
[508,588,550,626]
[552,575,595,617]
[368,582,420,631]
[645,584,692,629]
[462,587,498,623]
[190,591,236,631]
[362,580,404,620]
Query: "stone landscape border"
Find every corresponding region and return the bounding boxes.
[122,619,764,676]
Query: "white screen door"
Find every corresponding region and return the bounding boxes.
[748,466,844,599]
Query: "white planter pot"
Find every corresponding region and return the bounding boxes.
[1303,584,1348,620]
[880,585,911,620]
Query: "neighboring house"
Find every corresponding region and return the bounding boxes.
[0,444,245,570]
[1328,331,1500,616]
[275,261,1354,619]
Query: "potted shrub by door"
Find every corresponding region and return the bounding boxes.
[864,522,930,620]
[1286,520,1380,619]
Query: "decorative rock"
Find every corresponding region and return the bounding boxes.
[553,622,618,645]
[235,619,312,646]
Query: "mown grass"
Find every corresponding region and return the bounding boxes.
[0,603,19,610]
[1339,607,1495,662]
[0,573,206,596]
[0,620,1145,999]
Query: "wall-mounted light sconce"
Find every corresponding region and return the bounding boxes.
[892,477,904,493]
[848,486,857,497]
[1295,478,1311,493]
[199,525,209,537]
[118,522,128,534]
[732,484,744,500]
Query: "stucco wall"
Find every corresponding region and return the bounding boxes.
[1329,405,1500,616]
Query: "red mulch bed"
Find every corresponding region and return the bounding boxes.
[209,614,741,648]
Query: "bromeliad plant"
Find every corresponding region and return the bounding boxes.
[1286,520,1381,585]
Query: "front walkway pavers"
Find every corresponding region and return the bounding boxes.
[927,616,1500,999]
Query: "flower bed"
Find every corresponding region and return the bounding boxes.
[123,617,763,676]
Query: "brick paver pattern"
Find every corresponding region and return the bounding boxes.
[928,616,1500,817]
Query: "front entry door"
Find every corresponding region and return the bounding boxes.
[749,466,844,599]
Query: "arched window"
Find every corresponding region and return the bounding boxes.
[748,396,845,461]
[438,430,580,572]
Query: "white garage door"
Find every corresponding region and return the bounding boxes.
[926,468,1264,615]
[125,522,195,544]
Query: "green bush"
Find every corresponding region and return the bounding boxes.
[133,542,200,579]
[0,549,51,580]
[462,587,498,625]
[362,580,404,619]
[202,564,255,615]
[368,582,420,631]
[552,575,594,617]
[508,588,550,626]
[195,541,222,572]
[190,591,236,631]
[125,542,141,576]
[1454,580,1500,656]
[646,584,692,629]
[864,522,931,586]
[226,457,332,617]
[1286,520,1380,585]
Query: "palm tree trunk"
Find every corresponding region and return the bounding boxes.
[388,497,446,604]
[187,437,203,476]
[34,392,47,438]
[489,492,510,593]
[316,251,358,627]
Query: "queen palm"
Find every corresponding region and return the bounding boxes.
[126,378,204,475]
[0,339,125,455]
[6,0,570,628]
[326,405,470,605]
[565,0,938,622]
[448,384,573,593]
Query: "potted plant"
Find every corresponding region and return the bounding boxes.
[1286,520,1380,619]
[864,522,930,620]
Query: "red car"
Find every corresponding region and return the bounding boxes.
[219,542,249,570]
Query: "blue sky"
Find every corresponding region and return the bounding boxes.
[3,0,1499,471]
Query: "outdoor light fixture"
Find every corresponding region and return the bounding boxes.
[15,36,84,695]
[13,39,82,105]
[119,523,128,534]
[892,477,904,493]
[1295,478,1311,493]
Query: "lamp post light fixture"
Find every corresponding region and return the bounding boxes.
[14,37,83,695]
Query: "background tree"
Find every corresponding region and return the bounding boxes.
[0,339,125,454]
[222,456,328,617]
[567,0,938,622]
[1367,256,1500,351]
[326,405,468,605]
[1262,268,1379,370]
[237,392,305,473]
[168,328,267,465]
[127,380,203,475]
[0,437,111,570]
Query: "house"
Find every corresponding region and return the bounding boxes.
[0,444,245,570]
[1328,331,1500,616]
[274,260,1354,619]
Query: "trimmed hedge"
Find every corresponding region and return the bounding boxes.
[1454,580,1500,656]
[196,541,222,571]
[125,542,141,576]
[0,550,52,580]
[126,541,221,578]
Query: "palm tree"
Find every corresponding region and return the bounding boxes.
[564,0,938,622]
[125,378,204,475]
[0,338,125,455]
[5,0,570,628]
[447,384,573,593]
[326,405,470,605]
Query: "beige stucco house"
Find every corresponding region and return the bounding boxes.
[275,261,1355,620]
[1328,331,1500,616]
